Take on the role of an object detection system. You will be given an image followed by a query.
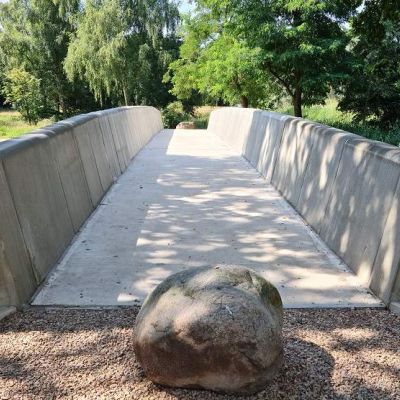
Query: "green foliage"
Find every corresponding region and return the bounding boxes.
[0,0,180,117]
[3,69,43,124]
[165,7,276,108]
[338,0,400,129]
[0,0,99,118]
[0,110,51,138]
[65,0,180,107]
[64,0,129,105]
[279,98,400,147]
[200,0,360,116]
[161,101,190,128]
[191,105,214,128]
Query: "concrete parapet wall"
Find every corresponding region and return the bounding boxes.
[208,107,400,309]
[0,106,163,308]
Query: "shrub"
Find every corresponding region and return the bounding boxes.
[161,101,190,129]
[3,69,43,124]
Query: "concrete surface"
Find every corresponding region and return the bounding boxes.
[207,107,400,308]
[72,119,106,207]
[320,139,400,290]
[2,133,75,281]
[0,106,163,309]
[0,163,36,305]
[47,124,94,232]
[390,301,400,315]
[33,129,382,308]
[0,306,16,321]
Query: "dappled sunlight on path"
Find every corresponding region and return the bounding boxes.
[33,129,381,308]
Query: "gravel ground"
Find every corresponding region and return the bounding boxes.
[0,308,399,400]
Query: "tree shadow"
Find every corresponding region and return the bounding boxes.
[1,308,398,399]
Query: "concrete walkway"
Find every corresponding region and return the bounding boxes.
[33,129,382,308]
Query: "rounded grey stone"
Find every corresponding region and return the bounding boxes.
[133,265,283,394]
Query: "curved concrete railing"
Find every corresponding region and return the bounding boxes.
[208,107,400,309]
[0,106,163,308]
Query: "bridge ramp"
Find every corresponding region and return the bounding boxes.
[33,129,382,308]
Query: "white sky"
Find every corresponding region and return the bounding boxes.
[179,0,195,14]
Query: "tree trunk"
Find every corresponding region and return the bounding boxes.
[240,95,249,108]
[123,85,129,106]
[58,93,66,117]
[55,75,66,117]
[292,87,302,117]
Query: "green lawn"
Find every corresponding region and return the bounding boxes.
[0,109,52,140]
[278,98,400,147]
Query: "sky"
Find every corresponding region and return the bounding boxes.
[179,0,195,14]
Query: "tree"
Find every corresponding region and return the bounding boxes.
[3,68,43,124]
[165,7,275,108]
[200,0,360,117]
[338,0,400,128]
[0,0,99,118]
[0,45,6,107]
[65,0,180,107]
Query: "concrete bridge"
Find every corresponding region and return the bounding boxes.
[1,106,399,316]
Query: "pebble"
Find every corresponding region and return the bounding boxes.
[0,308,399,399]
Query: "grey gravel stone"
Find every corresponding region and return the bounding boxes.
[0,308,399,399]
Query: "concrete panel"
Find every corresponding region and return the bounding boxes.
[369,175,400,303]
[297,128,356,233]
[132,107,148,149]
[72,120,105,206]
[243,110,268,167]
[125,108,142,156]
[208,107,256,155]
[256,112,289,182]
[0,133,75,280]
[0,306,16,321]
[96,113,122,180]
[44,123,93,232]
[271,118,312,207]
[107,111,130,171]
[320,139,400,285]
[119,110,137,159]
[0,162,36,306]
[86,118,115,193]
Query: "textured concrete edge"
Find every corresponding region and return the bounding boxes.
[208,107,400,309]
[0,306,16,322]
[0,106,163,309]
[389,301,400,315]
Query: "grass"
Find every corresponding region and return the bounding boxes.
[190,100,400,147]
[0,109,52,140]
[191,106,217,129]
[278,98,400,147]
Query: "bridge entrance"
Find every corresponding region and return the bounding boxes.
[33,129,381,308]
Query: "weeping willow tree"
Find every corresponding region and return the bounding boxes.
[0,0,96,117]
[65,0,180,106]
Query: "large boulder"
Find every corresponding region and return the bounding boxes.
[133,265,283,394]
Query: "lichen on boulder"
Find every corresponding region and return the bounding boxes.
[133,265,283,395]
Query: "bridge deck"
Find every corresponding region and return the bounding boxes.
[33,129,382,308]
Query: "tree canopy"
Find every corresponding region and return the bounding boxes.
[0,0,399,131]
[65,0,180,107]
[0,0,180,121]
[165,8,277,108]
[338,0,400,128]
[0,0,90,117]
